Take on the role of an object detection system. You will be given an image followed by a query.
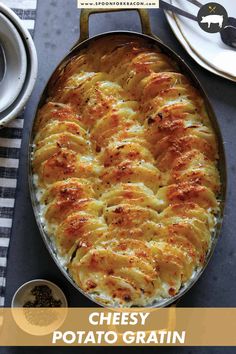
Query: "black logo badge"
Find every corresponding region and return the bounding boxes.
[197,2,228,33]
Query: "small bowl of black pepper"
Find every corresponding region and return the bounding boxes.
[11,279,67,335]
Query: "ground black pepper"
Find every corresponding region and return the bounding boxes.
[23,285,62,308]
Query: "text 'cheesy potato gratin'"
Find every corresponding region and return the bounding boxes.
[32,35,221,307]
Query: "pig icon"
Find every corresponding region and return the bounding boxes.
[201,15,224,28]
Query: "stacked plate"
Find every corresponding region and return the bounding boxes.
[165,0,236,82]
[0,2,37,127]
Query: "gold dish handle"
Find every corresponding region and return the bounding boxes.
[72,8,154,49]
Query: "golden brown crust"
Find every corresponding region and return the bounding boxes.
[32,35,220,307]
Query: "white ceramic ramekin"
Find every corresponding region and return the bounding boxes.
[0,12,27,112]
[0,2,38,127]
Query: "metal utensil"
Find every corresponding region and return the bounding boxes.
[161,0,236,49]
[185,0,236,48]
[0,43,6,82]
[220,17,236,49]
[185,0,202,7]
[160,0,198,21]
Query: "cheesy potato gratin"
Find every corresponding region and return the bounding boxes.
[32,35,220,307]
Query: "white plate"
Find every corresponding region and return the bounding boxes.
[0,2,38,127]
[165,0,236,82]
[0,12,27,112]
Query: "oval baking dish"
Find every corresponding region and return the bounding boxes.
[29,9,226,308]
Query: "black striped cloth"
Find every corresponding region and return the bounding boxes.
[0,0,37,306]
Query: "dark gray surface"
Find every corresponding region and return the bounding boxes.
[2,0,236,352]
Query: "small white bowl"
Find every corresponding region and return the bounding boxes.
[0,2,38,127]
[0,12,27,112]
[11,279,68,308]
[11,279,68,336]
